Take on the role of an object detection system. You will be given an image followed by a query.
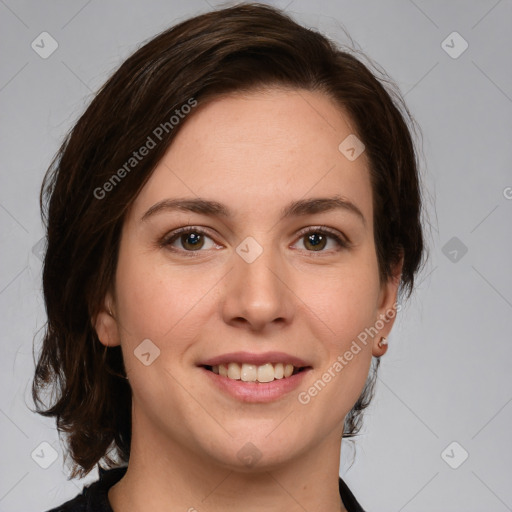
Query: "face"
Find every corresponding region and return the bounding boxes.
[96,87,401,471]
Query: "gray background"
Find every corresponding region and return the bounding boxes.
[1,1,511,511]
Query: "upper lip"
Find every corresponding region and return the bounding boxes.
[198,351,311,368]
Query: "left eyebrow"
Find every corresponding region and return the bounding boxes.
[280,195,366,227]
[141,194,366,227]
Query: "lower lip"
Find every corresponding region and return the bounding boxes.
[199,367,311,403]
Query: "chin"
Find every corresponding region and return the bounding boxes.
[200,428,308,473]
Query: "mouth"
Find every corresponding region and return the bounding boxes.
[201,362,311,383]
[198,359,313,403]
[197,351,313,402]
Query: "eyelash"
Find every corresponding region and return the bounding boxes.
[160,225,351,256]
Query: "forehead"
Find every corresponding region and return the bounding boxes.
[129,88,373,225]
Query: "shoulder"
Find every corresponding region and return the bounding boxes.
[44,493,86,512]
[339,476,367,512]
[43,466,128,512]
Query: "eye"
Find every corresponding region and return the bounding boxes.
[160,225,350,255]
[292,226,350,252]
[161,227,221,253]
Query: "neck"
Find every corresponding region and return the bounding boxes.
[108,409,348,512]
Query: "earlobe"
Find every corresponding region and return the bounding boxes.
[93,295,121,347]
[373,255,403,357]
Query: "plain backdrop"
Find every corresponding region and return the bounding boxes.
[1,1,511,511]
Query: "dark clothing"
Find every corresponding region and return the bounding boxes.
[46,465,366,512]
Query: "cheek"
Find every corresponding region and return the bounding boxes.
[292,259,380,405]
[296,273,378,415]
[297,259,381,344]
[114,245,220,345]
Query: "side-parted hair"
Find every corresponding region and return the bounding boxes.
[32,2,426,478]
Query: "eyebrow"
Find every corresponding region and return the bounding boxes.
[141,195,366,226]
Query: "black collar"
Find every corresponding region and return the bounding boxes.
[48,464,366,512]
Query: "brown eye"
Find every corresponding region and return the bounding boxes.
[293,227,350,253]
[162,227,218,253]
[303,232,327,251]
[179,232,205,251]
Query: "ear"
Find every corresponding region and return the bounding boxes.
[93,291,121,347]
[372,253,404,357]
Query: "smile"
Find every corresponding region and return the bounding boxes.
[200,364,312,403]
[206,362,306,382]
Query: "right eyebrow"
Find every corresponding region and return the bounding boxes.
[141,198,229,222]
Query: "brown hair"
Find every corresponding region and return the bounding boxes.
[31,2,426,478]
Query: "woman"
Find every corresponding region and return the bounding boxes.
[33,3,426,511]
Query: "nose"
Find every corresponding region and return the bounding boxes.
[221,240,295,332]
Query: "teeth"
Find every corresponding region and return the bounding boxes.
[227,362,241,380]
[212,362,301,382]
[241,364,257,382]
[257,363,274,383]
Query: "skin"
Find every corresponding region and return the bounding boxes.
[95,87,402,512]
